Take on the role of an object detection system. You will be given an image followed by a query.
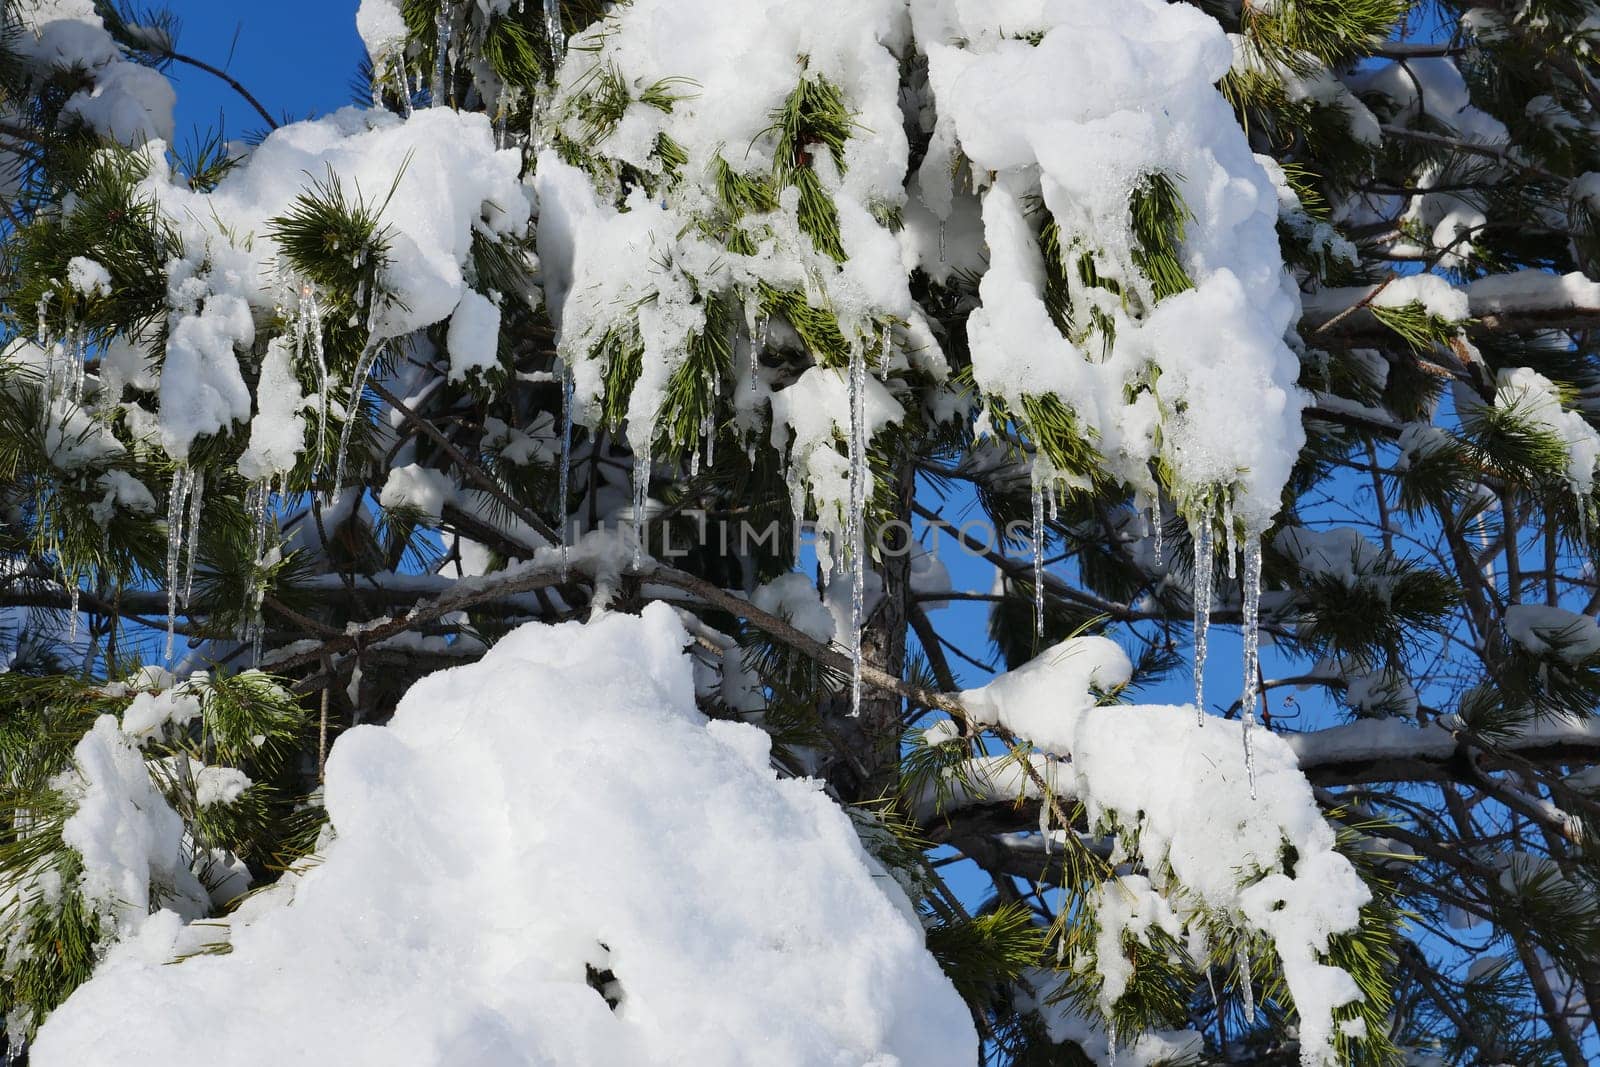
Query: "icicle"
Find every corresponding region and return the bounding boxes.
[390,51,409,117]
[632,443,650,568]
[1238,942,1256,1024]
[1223,492,1237,581]
[544,0,566,64]
[751,317,767,400]
[937,221,946,263]
[299,284,330,467]
[1192,502,1214,725]
[878,322,892,382]
[1031,461,1046,639]
[332,340,382,496]
[1240,536,1262,798]
[559,364,574,576]
[846,340,869,719]
[703,411,715,469]
[1038,791,1052,855]
[787,462,807,558]
[67,579,80,642]
[182,469,205,605]
[432,8,451,107]
[1151,500,1164,566]
[1106,1020,1117,1067]
[164,466,192,660]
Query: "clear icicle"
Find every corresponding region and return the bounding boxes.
[397,53,414,117]
[432,8,451,107]
[182,469,205,605]
[1031,462,1046,639]
[787,462,807,558]
[750,318,766,400]
[1239,941,1256,1024]
[1223,492,1237,581]
[1192,503,1214,725]
[1151,500,1164,566]
[299,285,330,467]
[559,364,574,576]
[632,444,650,568]
[544,0,565,63]
[1106,1021,1117,1067]
[332,340,382,496]
[1038,791,1052,855]
[164,466,192,660]
[847,340,868,718]
[1240,536,1263,798]
[67,580,80,642]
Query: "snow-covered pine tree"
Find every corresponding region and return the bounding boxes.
[1,0,1599,1062]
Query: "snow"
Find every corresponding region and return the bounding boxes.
[236,337,309,481]
[355,0,409,61]
[913,0,1306,533]
[1503,605,1600,662]
[959,635,1372,1067]
[111,106,527,460]
[1494,367,1600,496]
[65,256,111,299]
[446,288,503,381]
[35,605,976,1066]
[120,687,201,743]
[51,716,209,938]
[378,463,458,525]
[13,1,176,146]
[1016,970,1203,1065]
[194,767,252,808]
[751,572,836,643]
[1469,269,1600,315]
[1373,274,1471,323]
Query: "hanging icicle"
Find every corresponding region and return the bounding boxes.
[559,363,574,577]
[1192,500,1214,725]
[1151,499,1164,567]
[847,340,868,719]
[1238,941,1256,1024]
[1031,459,1046,640]
[431,7,452,107]
[544,0,566,65]
[298,283,330,467]
[631,444,651,568]
[1240,535,1263,798]
[66,575,80,643]
[1223,492,1237,581]
[181,469,205,605]
[164,466,193,660]
[332,339,383,496]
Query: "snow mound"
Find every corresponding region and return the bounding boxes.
[34,604,975,1067]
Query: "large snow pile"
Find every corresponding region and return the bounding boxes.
[33,605,975,1066]
[960,636,1372,1067]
